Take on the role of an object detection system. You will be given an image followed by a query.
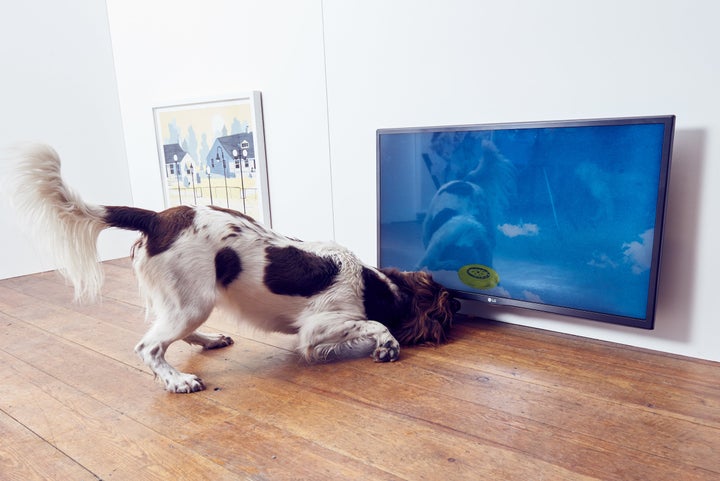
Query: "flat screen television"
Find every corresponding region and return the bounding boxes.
[377,115,675,329]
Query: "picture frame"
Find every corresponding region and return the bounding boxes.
[152,92,271,226]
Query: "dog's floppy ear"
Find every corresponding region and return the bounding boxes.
[391,271,455,345]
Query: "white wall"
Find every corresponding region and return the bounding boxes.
[0,0,136,279]
[2,0,718,361]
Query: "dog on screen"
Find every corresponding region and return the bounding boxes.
[8,144,458,393]
[417,134,516,272]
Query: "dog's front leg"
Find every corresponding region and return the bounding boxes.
[135,338,204,393]
[134,313,215,393]
[299,317,400,363]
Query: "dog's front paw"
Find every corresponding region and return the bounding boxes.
[372,339,400,362]
[165,373,205,393]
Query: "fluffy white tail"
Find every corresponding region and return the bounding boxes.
[9,143,109,302]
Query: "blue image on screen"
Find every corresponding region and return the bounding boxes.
[379,122,666,320]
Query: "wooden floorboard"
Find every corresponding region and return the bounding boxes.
[0,410,95,481]
[1,258,719,480]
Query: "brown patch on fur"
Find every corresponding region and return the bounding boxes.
[221,224,242,241]
[215,247,242,286]
[264,245,340,297]
[105,205,196,257]
[146,206,196,256]
[208,205,259,225]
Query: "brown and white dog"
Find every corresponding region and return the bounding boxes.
[9,144,458,393]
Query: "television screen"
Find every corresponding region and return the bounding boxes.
[377,116,675,329]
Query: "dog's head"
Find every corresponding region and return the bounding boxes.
[382,269,460,345]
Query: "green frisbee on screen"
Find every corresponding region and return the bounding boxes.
[457,264,499,290]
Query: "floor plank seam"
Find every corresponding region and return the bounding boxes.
[0,390,103,480]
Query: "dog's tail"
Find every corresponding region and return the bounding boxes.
[9,143,156,302]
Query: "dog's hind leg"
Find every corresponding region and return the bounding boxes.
[298,316,401,363]
[183,331,234,350]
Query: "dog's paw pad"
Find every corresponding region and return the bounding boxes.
[372,340,400,363]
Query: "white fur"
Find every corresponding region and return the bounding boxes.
[8,143,107,301]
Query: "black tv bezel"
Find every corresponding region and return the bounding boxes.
[376,115,675,330]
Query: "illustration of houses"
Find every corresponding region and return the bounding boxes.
[164,143,204,188]
[163,143,190,185]
[206,133,256,178]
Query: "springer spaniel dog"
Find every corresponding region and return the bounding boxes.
[9,144,458,393]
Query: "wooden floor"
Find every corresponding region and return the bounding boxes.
[1,258,719,481]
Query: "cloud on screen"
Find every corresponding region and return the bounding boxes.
[622,228,654,274]
[498,223,539,238]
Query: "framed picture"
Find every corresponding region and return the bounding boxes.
[153,92,271,226]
